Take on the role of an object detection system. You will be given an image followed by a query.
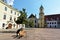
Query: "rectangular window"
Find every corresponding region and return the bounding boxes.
[10,17,12,21]
[47,23,49,24]
[35,20,36,23]
[11,10,13,13]
[14,18,16,21]
[2,23,5,27]
[2,23,5,29]
[50,25,51,28]
[3,15,6,19]
[50,22,51,24]
[55,25,56,28]
[52,22,53,24]
[15,12,16,15]
[5,7,7,11]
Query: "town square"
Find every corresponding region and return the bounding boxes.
[0,0,60,40]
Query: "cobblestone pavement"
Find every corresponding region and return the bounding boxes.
[0,28,60,40]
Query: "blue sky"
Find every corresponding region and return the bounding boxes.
[13,0,60,18]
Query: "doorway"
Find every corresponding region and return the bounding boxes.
[8,23,12,29]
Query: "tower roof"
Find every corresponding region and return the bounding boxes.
[40,5,44,9]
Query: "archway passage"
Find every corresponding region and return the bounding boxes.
[8,23,12,29]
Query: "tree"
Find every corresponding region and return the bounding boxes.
[15,8,28,25]
[28,21,34,28]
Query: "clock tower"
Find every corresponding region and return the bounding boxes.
[39,5,45,28]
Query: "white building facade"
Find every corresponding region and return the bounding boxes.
[46,21,57,28]
[45,14,60,28]
[0,0,20,29]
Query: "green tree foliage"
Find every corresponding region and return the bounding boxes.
[15,8,27,24]
[28,20,34,28]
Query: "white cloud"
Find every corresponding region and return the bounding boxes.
[6,0,14,5]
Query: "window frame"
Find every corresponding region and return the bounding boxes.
[5,7,7,11]
[3,15,6,20]
[11,10,13,14]
[2,23,5,28]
